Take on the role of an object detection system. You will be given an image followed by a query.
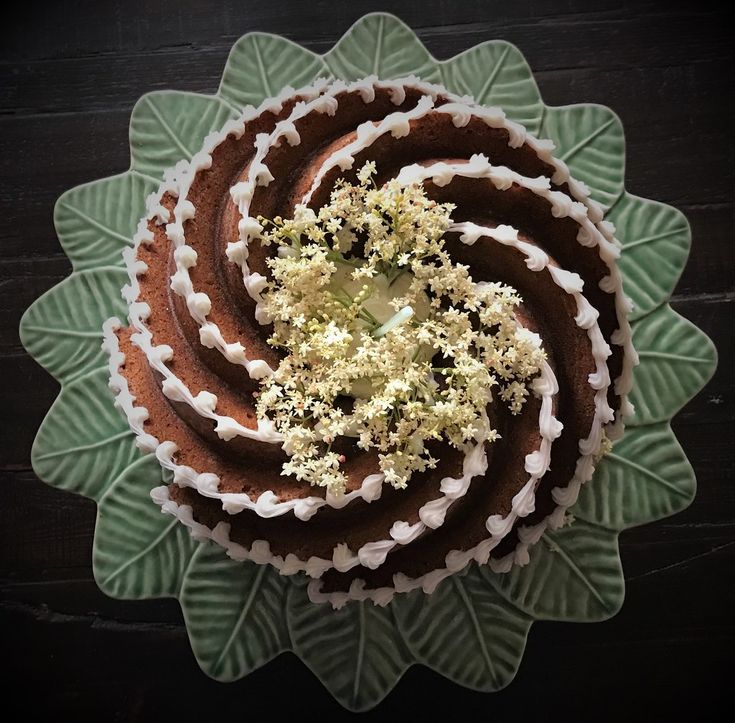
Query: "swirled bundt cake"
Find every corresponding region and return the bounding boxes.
[103,76,637,607]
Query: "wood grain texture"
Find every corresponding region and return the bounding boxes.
[1,1,732,719]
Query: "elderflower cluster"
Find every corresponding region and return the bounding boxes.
[255,163,545,495]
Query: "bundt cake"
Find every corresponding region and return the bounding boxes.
[103,75,637,607]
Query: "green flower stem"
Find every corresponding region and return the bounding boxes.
[329,287,380,327]
[327,252,361,268]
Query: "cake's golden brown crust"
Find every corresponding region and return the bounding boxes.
[119,80,625,594]
[118,327,492,560]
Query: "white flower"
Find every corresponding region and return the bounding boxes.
[255,162,544,495]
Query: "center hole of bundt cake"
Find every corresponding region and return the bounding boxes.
[327,264,432,399]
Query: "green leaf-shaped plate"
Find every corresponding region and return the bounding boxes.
[19,12,717,712]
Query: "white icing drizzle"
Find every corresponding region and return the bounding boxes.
[121,156,283,445]
[267,82,635,431]
[452,221,615,436]
[323,431,492,576]
[104,317,497,545]
[308,357,563,608]
[450,223,616,573]
[103,312,496,529]
[111,75,639,604]
[393,153,637,429]
[145,439,490,579]
[307,219,618,607]
[123,230,282,444]
[162,74,635,435]
[228,76,443,326]
[144,352,561,605]
[300,94,437,207]
[104,317,325,520]
[166,78,331,380]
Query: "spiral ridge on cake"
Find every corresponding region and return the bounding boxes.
[103,75,637,607]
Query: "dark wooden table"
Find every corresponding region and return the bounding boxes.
[2,2,732,720]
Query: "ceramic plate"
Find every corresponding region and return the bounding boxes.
[20,12,717,711]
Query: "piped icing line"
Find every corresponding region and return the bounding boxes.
[145,356,560,600]
[393,154,637,434]
[272,79,635,429]
[307,358,563,608]
[124,235,281,444]
[104,295,501,525]
[110,75,638,600]
[165,78,332,379]
[228,77,447,322]
[102,317,436,522]
[325,76,602,233]
[161,75,634,422]
[306,218,617,607]
[333,433,491,575]
[299,93,437,207]
[146,436,488,578]
[450,231,616,573]
[180,74,633,425]
[302,92,527,215]
[452,221,615,431]
[490,396,610,573]
[114,158,502,521]
[120,149,283,445]
[104,316,319,519]
[104,315,503,536]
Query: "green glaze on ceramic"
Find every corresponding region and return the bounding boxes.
[628,304,717,425]
[325,13,441,84]
[486,521,625,622]
[613,193,692,321]
[54,172,156,271]
[31,367,137,501]
[220,33,330,110]
[541,103,625,210]
[439,40,544,135]
[130,91,238,180]
[287,579,412,710]
[392,568,532,692]
[20,267,127,384]
[94,454,198,600]
[181,543,290,681]
[572,423,696,530]
[19,12,717,712]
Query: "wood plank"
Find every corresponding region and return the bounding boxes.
[2,586,731,720]
[2,1,732,717]
[4,9,732,116]
[4,2,727,62]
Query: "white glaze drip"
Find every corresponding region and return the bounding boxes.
[301,94,436,208]
[146,350,562,607]
[166,78,330,379]
[307,359,562,607]
[161,75,635,436]
[394,153,635,423]
[308,214,618,606]
[105,318,501,555]
[229,77,443,326]
[112,76,638,605]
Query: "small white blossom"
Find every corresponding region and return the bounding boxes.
[255,164,545,495]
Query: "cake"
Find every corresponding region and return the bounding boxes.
[102,75,637,607]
